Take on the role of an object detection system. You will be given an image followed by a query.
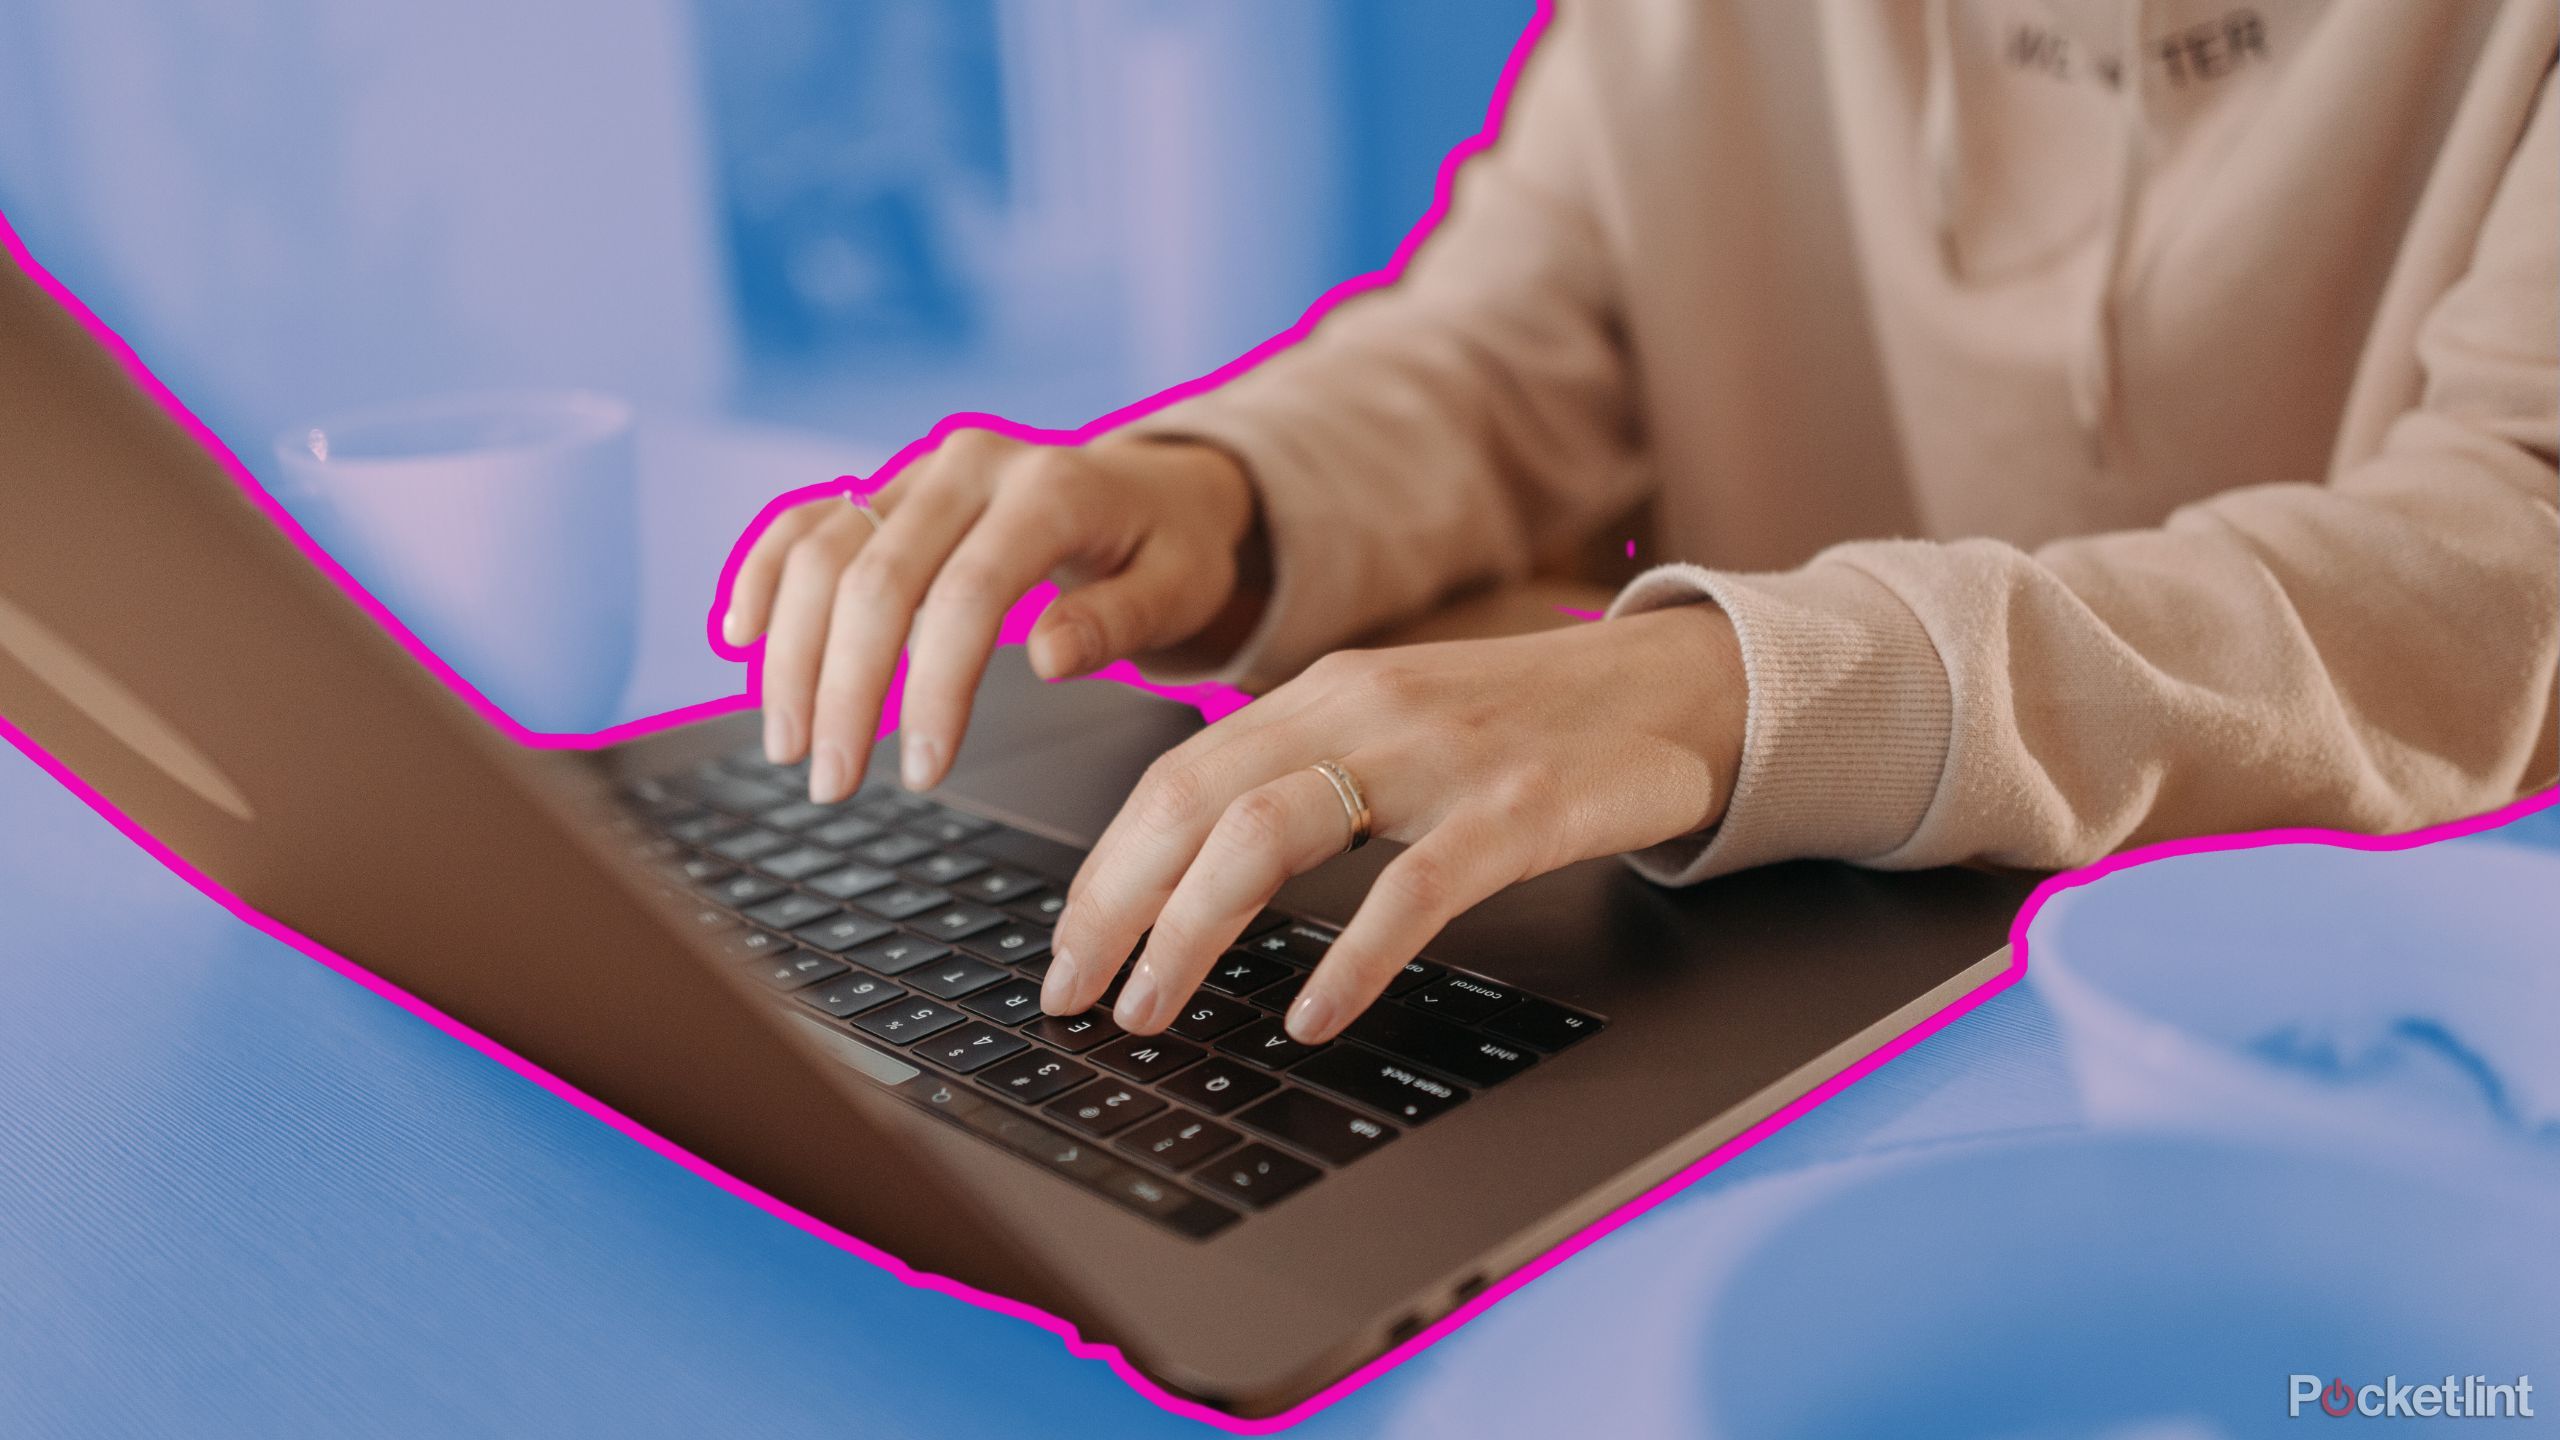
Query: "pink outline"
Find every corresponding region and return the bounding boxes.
[4,4,2554,1426]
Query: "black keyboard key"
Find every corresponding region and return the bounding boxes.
[854,883,951,920]
[906,851,988,886]
[959,978,1045,1025]
[790,911,895,953]
[914,1022,1030,1074]
[709,827,790,863]
[906,1073,992,1126]
[846,934,949,976]
[960,923,1051,965]
[744,891,837,931]
[1158,1057,1280,1115]
[1166,993,1255,1042]
[806,863,898,901]
[703,871,785,909]
[718,928,794,963]
[906,811,995,846]
[808,815,886,849]
[1044,1080,1166,1137]
[855,998,967,1044]
[1091,1167,1236,1237]
[1005,892,1068,924]
[909,955,1008,1000]
[1021,1010,1123,1053]
[1250,967,1313,1013]
[1195,1143,1319,1210]
[1382,958,1446,999]
[1481,997,1605,1052]
[679,904,737,935]
[954,868,1044,904]
[1216,1017,1328,1071]
[691,772,793,815]
[1114,1108,1241,1172]
[1343,1006,1536,1087]
[667,812,745,845]
[1202,950,1292,998]
[799,971,899,1018]
[1015,955,1054,982]
[1242,909,1290,939]
[755,844,846,882]
[975,1047,1093,1103]
[916,902,1006,942]
[758,799,840,832]
[950,1104,1228,1234]
[754,949,848,992]
[1406,973,1520,1024]
[1237,920,1337,967]
[677,855,735,886]
[853,792,931,824]
[1292,1045,1470,1123]
[1090,1034,1204,1084]
[1236,1089,1399,1166]
[959,1098,1098,1167]
[855,832,937,867]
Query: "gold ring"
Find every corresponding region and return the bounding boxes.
[1309,759,1373,854]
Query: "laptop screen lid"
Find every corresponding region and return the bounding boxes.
[0,239,1088,1329]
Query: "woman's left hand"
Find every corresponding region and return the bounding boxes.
[1042,605,1749,1043]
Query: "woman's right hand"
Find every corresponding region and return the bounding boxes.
[720,430,1261,803]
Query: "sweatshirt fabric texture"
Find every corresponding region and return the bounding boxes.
[1133,0,2560,883]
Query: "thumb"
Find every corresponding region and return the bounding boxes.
[1029,540,1230,679]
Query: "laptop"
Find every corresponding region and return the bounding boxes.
[0,245,2033,1417]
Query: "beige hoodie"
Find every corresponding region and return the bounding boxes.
[1135,0,2558,883]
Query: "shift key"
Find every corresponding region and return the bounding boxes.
[1343,1006,1534,1087]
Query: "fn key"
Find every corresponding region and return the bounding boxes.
[1195,1143,1320,1210]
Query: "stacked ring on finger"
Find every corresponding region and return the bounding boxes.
[1309,759,1374,854]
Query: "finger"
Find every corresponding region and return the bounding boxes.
[721,501,829,646]
[1042,719,1309,1014]
[1285,811,1522,1043]
[755,506,868,764]
[802,476,984,802]
[1112,767,1353,1033]
[1028,536,1224,681]
[898,467,1091,790]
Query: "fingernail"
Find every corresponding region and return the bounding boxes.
[901,736,943,791]
[1286,991,1338,1044]
[721,608,744,646]
[809,742,849,802]
[1040,948,1080,1013]
[764,708,797,764]
[1114,967,1160,1031]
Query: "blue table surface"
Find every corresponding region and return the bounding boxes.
[5,452,2554,1436]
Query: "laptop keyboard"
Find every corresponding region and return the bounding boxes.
[613,744,1605,1239]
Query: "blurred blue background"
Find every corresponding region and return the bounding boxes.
[0,0,1535,456]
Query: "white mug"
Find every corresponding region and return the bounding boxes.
[271,390,638,734]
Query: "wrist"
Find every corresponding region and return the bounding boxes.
[1608,604,1747,833]
[1104,436,1273,679]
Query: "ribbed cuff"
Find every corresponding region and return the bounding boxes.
[1606,560,1954,884]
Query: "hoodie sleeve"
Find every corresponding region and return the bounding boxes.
[1614,75,2560,884]
[1119,5,1650,692]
